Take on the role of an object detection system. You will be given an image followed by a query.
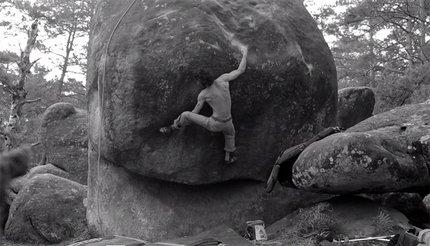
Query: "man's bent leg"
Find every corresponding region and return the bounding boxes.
[223,122,236,163]
[173,111,210,130]
[160,111,195,133]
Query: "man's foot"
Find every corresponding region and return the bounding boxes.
[225,152,237,164]
[159,125,176,133]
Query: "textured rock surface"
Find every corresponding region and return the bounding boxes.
[5,174,88,244]
[40,102,88,184]
[86,0,337,241]
[87,0,337,184]
[292,103,430,194]
[337,87,375,129]
[86,157,333,241]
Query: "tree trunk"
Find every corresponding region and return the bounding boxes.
[57,20,78,99]
[1,20,40,150]
[406,16,413,68]
[369,19,376,87]
[419,0,427,62]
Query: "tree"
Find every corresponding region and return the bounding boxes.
[311,0,430,112]
[0,20,41,150]
[12,0,95,100]
[2,0,94,103]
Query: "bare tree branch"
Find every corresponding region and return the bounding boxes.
[2,20,39,150]
[21,98,42,105]
[0,72,14,94]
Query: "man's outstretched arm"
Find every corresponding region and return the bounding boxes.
[218,46,248,82]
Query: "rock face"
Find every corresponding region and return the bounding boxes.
[40,102,88,184]
[337,87,375,129]
[292,103,430,194]
[86,160,334,241]
[5,174,88,244]
[86,0,337,241]
[87,0,337,184]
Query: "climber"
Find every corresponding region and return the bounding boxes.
[159,45,248,164]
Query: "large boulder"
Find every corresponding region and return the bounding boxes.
[40,102,88,184]
[87,0,337,241]
[291,103,430,194]
[337,87,375,129]
[87,0,337,184]
[5,174,88,244]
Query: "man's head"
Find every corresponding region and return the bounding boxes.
[197,70,213,88]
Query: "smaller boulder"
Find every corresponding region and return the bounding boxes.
[292,103,430,194]
[337,87,375,129]
[5,173,88,244]
[292,131,429,194]
[40,103,88,184]
[41,102,76,125]
[27,164,71,180]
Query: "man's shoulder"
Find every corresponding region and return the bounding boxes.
[213,79,229,89]
[215,73,230,83]
[198,88,210,98]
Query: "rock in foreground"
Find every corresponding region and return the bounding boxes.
[292,103,430,194]
[5,174,88,244]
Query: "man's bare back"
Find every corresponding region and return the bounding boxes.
[200,79,232,120]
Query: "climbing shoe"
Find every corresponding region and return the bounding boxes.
[159,125,176,133]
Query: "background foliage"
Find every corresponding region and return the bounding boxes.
[0,0,95,150]
[306,0,430,113]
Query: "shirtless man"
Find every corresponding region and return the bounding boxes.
[159,46,248,164]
